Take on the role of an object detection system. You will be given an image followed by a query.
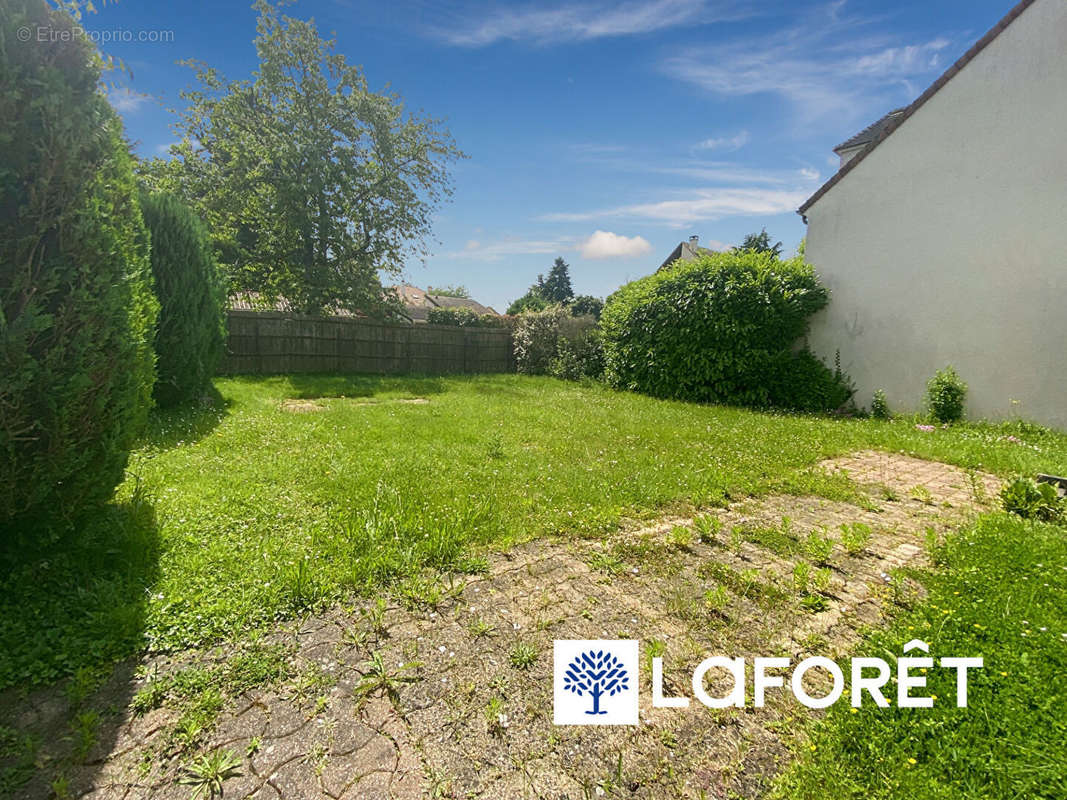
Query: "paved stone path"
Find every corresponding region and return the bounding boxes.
[4,452,999,799]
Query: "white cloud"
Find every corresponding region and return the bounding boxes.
[661,4,954,126]
[106,87,151,113]
[433,0,748,47]
[449,236,576,261]
[579,230,652,259]
[542,187,812,227]
[694,131,749,151]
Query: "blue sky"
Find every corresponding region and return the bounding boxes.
[96,0,1012,310]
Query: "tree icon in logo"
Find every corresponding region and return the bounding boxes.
[562,648,630,715]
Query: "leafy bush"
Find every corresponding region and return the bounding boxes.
[569,295,604,320]
[426,307,505,328]
[871,388,890,419]
[140,192,226,407]
[0,0,158,527]
[513,307,602,380]
[550,326,604,381]
[926,365,967,423]
[1000,477,1064,522]
[600,250,850,410]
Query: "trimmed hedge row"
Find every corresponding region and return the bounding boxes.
[141,191,226,407]
[600,250,852,411]
[1,0,158,527]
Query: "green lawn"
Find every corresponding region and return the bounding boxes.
[2,373,1066,689]
[773,512,1067,799]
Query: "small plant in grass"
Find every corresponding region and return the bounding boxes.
[803,529,835,564]
[396,574,444,612]
[362,597,389,636]
[839,522,872,555]
[813,567,832,593]
[284,559,326,610]
[910,485,934,505]
[668,525,693,549]
[468,617,495,638]
[792,561,811,594]
[881,485,900,501]
[1000,476,1064,522]
[245,737,261,757]
[354,652,421,706]
[965,468,988,504]
[50,774,72,800]
[485,695,509,736]
[588,550,625,575]
[70,710,100,762]
[870,388,890,420]
[925,365,967,423]
[509,642,538,669]
[729,525,746,553]
[703,585,730,614]
[800,594,828,613]
[644,639,666,675]
[924,526,941,558]
[179,748,243,800]
[694,514,723,544]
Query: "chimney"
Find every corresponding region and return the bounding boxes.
[688,235,699,247]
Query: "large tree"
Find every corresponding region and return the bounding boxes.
[140,1,463,315]
[541,257,574,303]
[739,228,783,259]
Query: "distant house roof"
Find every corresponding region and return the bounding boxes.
[389,284,501,322]
[228,291,362,317]
[657,237,717,272]
[832,108,907,154]
[799,0,1038,216]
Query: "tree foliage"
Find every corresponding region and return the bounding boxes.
[1,0,158,526]
[600,251,851,410]
[540,257,574,303]
[569,294,604,320]
[140,192,226,407]
[138,0,463,315]
[740,228,783,258]
[425,284,470,299]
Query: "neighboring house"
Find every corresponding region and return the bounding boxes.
[656,235,716,272]
[228,291,360,317]
[799,0,1067,429]
[390,284,501,323]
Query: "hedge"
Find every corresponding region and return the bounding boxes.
[600,250,851,410]
[0,0,158,528]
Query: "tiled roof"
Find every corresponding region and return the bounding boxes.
[657,240,717,272]
[799,0,1039,215]
[832,108,906,154]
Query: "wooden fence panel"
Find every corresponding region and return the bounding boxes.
[218,311,516,375]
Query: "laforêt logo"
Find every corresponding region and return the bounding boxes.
[553,640,639,725]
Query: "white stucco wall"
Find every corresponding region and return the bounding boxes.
[804,0,1067,429]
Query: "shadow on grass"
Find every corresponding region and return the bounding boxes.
[142,383,232,451]
[0,490,160,797]
[282,372,450,400]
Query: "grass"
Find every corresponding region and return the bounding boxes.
[3,373,1066,689]
[772,512,1067,799]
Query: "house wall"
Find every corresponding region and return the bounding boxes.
[804,0,1067,429]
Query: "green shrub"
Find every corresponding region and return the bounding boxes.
[925,365,967,423]
[569,295,604,320]
[0,0,158,527]
[425,307,505,328]
[870,388,890,419]
[140,192,225,407]
[1000,477,1064,522]
[600,250,849,409]
[550,325,604,381]
[513,307,602,380]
